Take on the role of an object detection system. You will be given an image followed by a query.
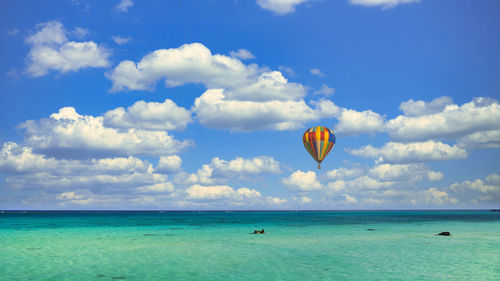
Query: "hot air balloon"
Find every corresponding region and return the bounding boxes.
[303,126,336,169]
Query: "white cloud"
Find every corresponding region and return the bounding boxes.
[450,177,500,195]
[106,43,307,101]
[192,89,338,131]
[282,170,322,191]
[399,96,454,117]
[485,173,500,185]
[313,84,335,96]
[0,141,152,175]
[25,21,110,77]
[256,0,313,15]
[186,156,282,184]
[347,140,467,163]
[20,107,190,159]
[373,188,458,207]
[112,35,132,45]
[26,21,67,46]
[72,27,89,39]
[448,174,500,205]
[211,156,281,177]
[56,190,117,205]
[229,49,255,60]
[136,182,175,193]
[335,108,385,136]
[346,175,395,190]
[343,194,358,204]
[185,184,261,201]
[115,0,133,12]
[0,142,57,174]
[156,155,182,174]
[226,71,307,101]
[326,167,364,180]
[310,68,325,77]
[266,196,288,205]
[0,141,179,196]
[369,163,443,182]
[349,0,419,9]
[385,97,500,142]
[326,180,346,193]
[457,130,500,149]
[106,43,260,92]
[103,99,192,131]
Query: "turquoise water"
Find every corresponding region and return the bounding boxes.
[1,211,499,280]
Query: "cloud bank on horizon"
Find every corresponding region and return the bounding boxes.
[0,0,499,210]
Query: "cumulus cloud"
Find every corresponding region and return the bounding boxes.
[112,35,132,45]
[347,141,467,163]
[25,21,110,77]
[0,141,177,195]
[106,42,367,133]
[106,43,260,92]
[56,190,118,206]
[399,96,454,117]
[360,188,458,208]
[313,84,335,96]
[185,184,261,201]
[226,71,307,101]
[282,170,322,191]
[155,155,182,174]
[211,156,281,177]
[349,0,419,9]
[448,174,500,205]
[229,49,255,60]
[457,130,500,149]
[385,97,500,142]
[103,99,192,131]
[369,163,443,182]
[326,167,364,180]
[115,0,133,12]
[256,0,313,15]
[186,156,282,184]
[192,89,338,131]
[325,163,444,203]
[106,43,307,100]
[335,108,385,136]
[20,107,191,159]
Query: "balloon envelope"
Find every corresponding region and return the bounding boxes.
[303,126,336,168]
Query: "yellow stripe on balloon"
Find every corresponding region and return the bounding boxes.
[321,130,329,161]
[315,126,321,161]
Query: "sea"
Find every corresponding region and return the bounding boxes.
[0,210,499,281]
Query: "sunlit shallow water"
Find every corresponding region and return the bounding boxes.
[1,211,499,280]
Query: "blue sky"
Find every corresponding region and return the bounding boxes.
[0,0,499,210]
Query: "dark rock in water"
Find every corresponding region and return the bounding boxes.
[437,231,451,236]
[143,233,156,236]
[367,229,376,231]
[112,276,127,280]
[96,274,106,278]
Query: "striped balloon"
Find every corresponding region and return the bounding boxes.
[303,126,336,169]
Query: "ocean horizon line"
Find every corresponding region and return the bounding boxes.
[1,208,496,213]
